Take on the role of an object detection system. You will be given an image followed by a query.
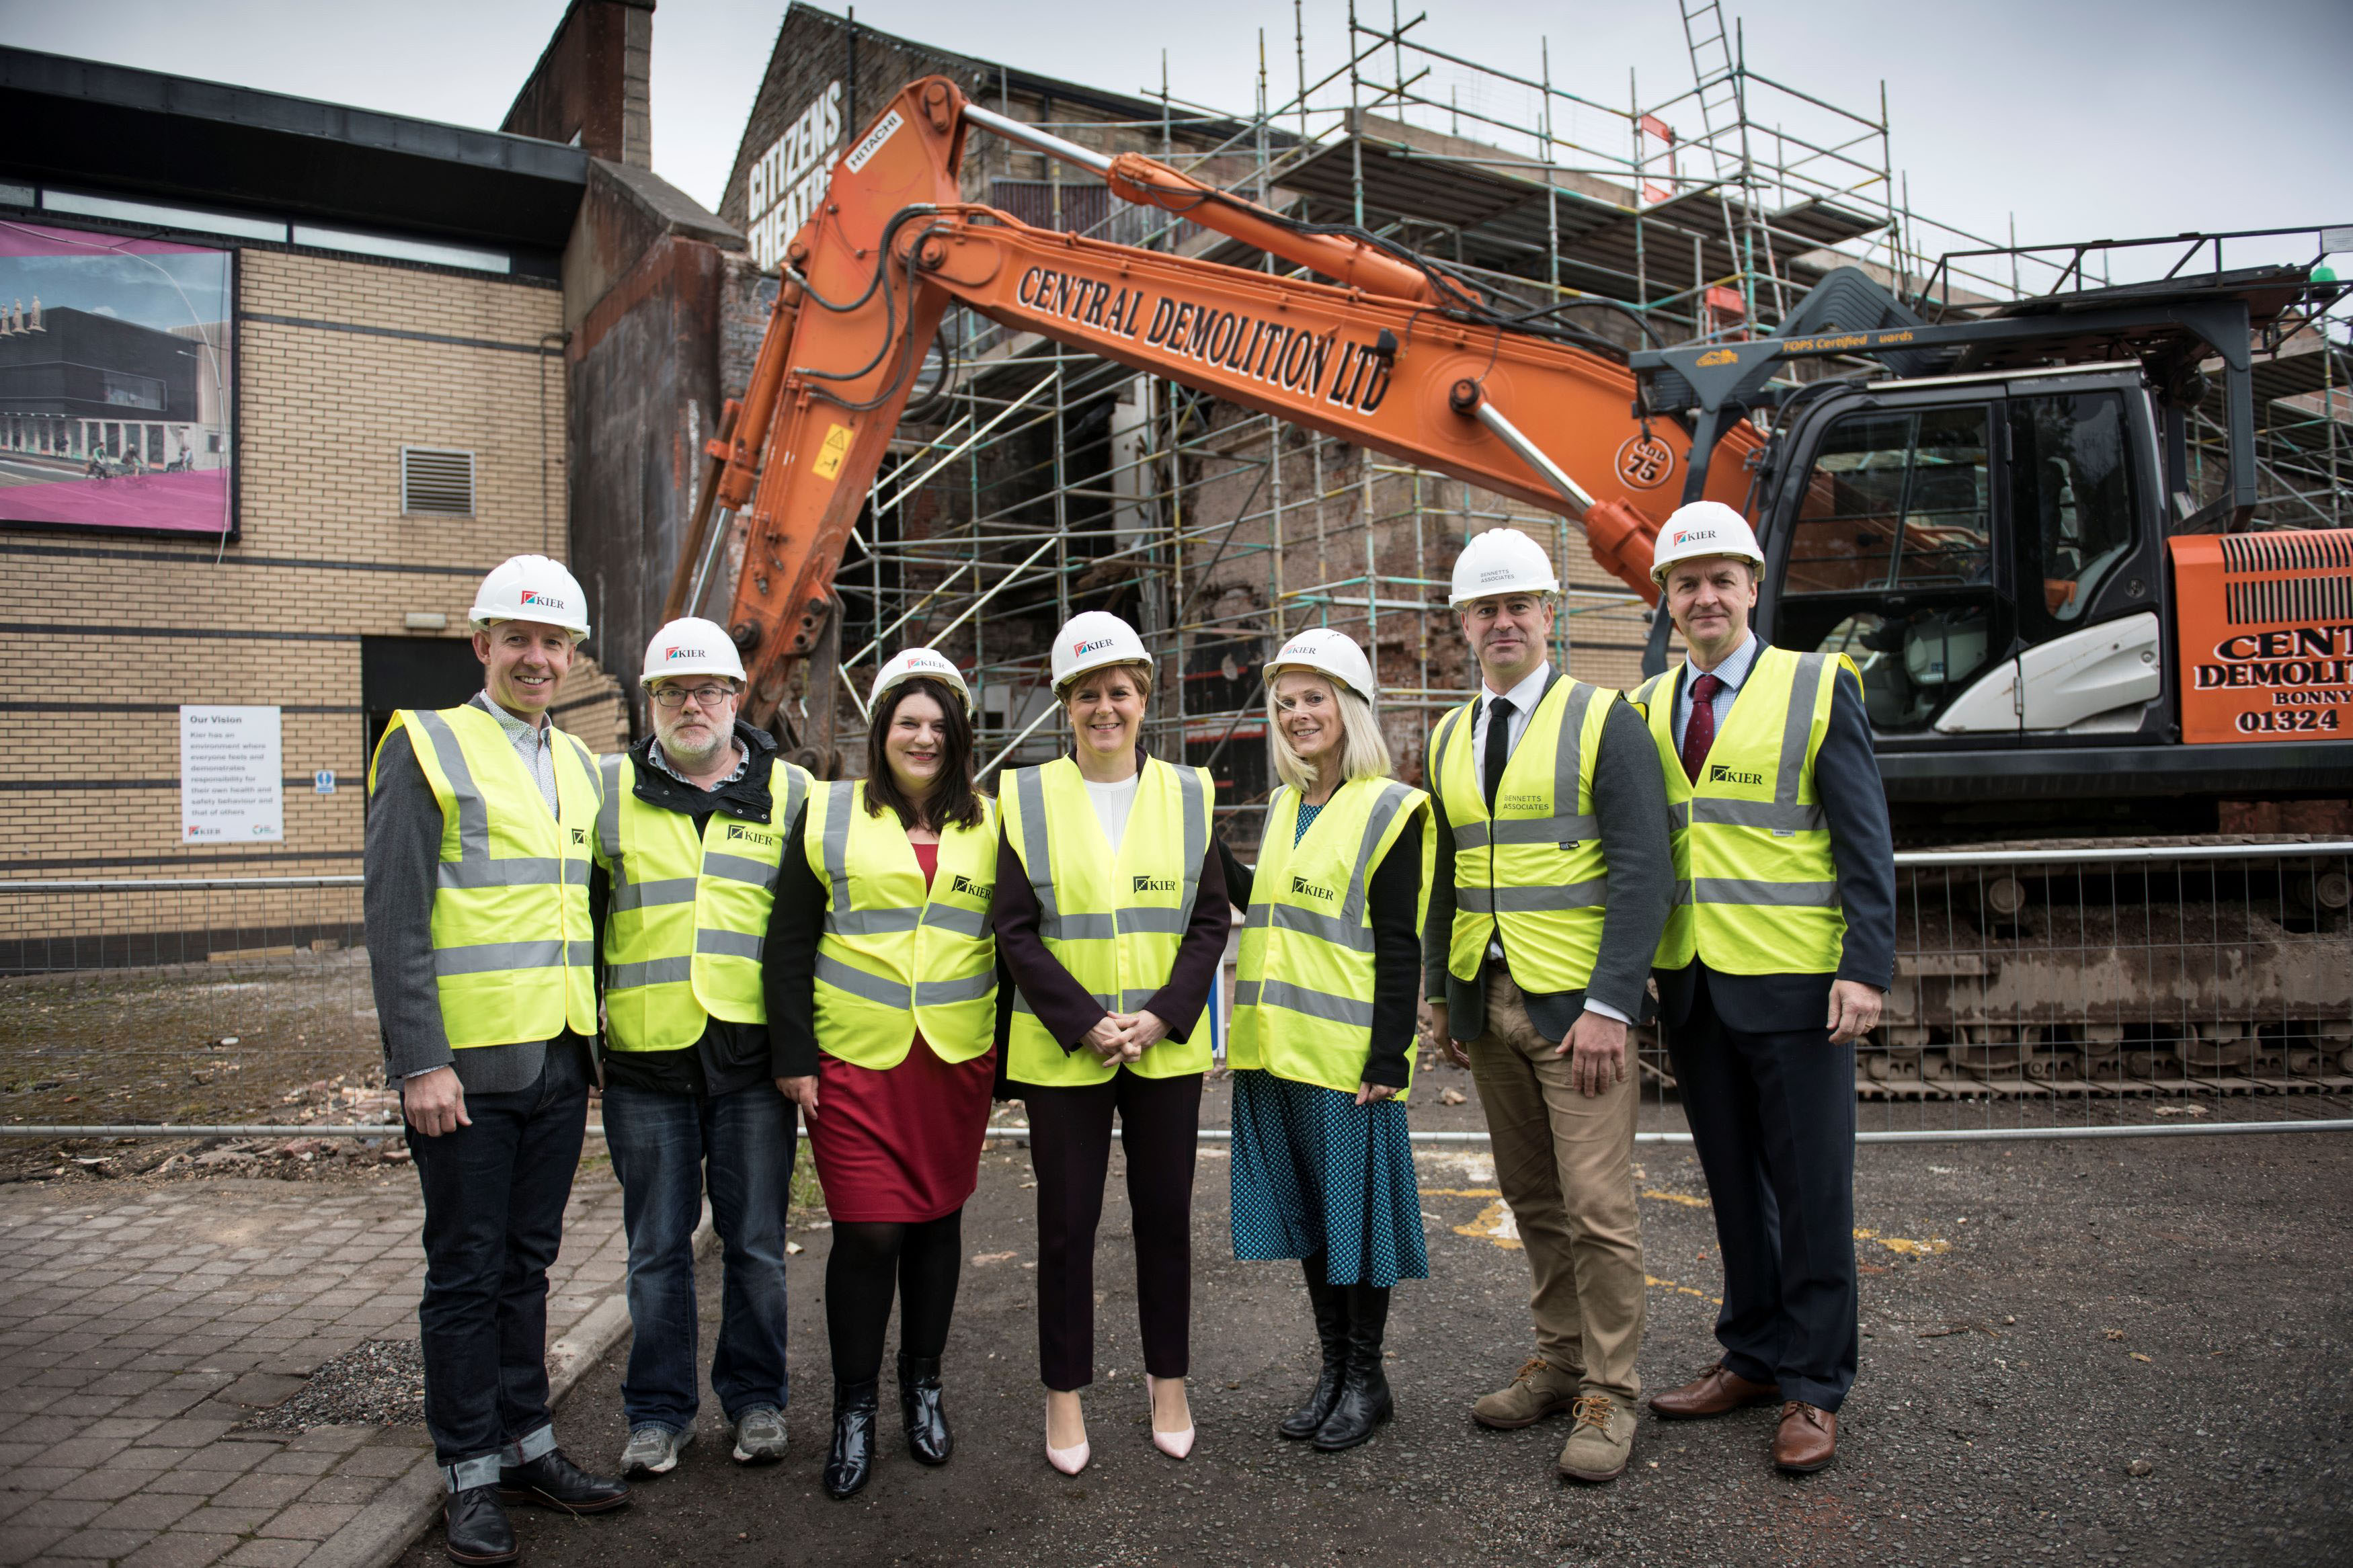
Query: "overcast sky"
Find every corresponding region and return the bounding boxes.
[5,0,2348,287]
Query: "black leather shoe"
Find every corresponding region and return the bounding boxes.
[824,1380,879,1499]
[443,1485,517,1566]
[1312,1282,1395,1452]
[497,1448,631,1514]
[898,1353,953,1466]
[1279,1259,1349,1440]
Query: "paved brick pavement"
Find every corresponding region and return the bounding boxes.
[0,1167,632,1568]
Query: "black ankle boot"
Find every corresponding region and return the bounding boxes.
[1279,1257,1349,1440]
[898,1352,953,1465]
[823,1380,879,1499]
[1312,1282,1394,1452]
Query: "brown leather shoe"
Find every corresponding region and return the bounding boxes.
[1647,1361,1780,1419]
[1771,1401,1837,1473]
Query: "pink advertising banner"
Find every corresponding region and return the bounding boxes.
[0,218,237,538]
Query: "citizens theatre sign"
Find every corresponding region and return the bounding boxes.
[743,79,842,271]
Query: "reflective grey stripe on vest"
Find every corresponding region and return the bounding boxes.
[1231,977,1375,1030]
[437,856,568,890]
[1667,800,1690,832]
[701,850,783,891]
[1630,673,1668,706]
[1447,684,1597,850]
[1172,761,1208,934]
[818,952,997,1011]
[820,780,858,915]
[1012,768,1060,930]
[922,903,991,939]
[1010,986,1160,1018]
[1250,900,1373,954]
[1670,878,1694,907]
[777,768,809,833]
[1117,906,1190,936]
[607,954,693,989]
[695,927,764,960]
[1778,653,1829,812]
[1693,797,1827,833]
[433,938,567,977]
[411,710,490,860]
[596,755,627,867]
[1456,880,1608,914]
[610,875,697,911]
[828,907,921,936]
[1692,876,1837,907]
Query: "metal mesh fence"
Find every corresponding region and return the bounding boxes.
[3,845,2347,1134]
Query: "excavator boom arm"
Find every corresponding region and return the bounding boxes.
[705,77,1757,721]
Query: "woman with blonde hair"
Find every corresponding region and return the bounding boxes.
[1222,628,1433,1451]
[992,611,1232,1473]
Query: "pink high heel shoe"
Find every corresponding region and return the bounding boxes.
[1145,1373,1195,1460]
[1045,1399,1090,1475]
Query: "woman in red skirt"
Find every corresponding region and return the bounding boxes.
[766,648,999,1499]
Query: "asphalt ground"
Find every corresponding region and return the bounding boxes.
[380,1068,2352,1568]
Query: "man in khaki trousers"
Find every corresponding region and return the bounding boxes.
[1421,528,1673,1483]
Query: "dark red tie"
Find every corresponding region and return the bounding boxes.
[1681,671,1724,783]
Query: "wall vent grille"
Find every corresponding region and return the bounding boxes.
[401,447,475,518]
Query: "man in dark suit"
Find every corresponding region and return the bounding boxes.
[1627,501,1895,1475]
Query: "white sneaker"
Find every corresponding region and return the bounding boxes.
[619,1423,691,1476]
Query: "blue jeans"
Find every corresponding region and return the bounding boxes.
[602,1079,799,1431]
[408,1036,590,1487]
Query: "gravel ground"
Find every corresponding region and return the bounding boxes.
[239,1337,428,1432]
[393,1067,2353,1568]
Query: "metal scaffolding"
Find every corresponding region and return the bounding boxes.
[769,7,2352,846]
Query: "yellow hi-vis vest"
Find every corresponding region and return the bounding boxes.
[1431,675,1616,994]
[1229,776,1433,1098]
[1001,755,1213,1086]
[369,704,600,1049]
[1629,645,1850,975]
[804,780,1000,1071]
[592,753,811,1053]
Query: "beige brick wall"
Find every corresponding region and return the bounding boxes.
[0,249,627,951]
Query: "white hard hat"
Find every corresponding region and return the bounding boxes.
[470,554,591,641]
[1049,611,1151,693]
[1263,628,1376,704]
[1650,500,1764,584]
[641,617,746,686]
[1449,527,1560,607]
[870,647,975,714]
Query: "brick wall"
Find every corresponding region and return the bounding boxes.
[0,247,627,952]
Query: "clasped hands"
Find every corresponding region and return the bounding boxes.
[1082,1008,1168,1065]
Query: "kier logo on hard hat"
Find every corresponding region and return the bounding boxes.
[1072,637,1115,657]
[520,590,569,611]
[1670,526,1720,548]
[664,646,709,661]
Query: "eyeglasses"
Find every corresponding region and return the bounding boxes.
[650,684,736,710]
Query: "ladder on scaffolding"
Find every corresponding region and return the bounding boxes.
[1677,0,1743,181]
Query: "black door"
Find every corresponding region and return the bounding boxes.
[360,636,484,772]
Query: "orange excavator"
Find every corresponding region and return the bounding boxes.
[669,74,2350,837]
[665,74,1761,720]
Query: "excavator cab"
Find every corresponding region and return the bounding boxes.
[1757,366,2167,747]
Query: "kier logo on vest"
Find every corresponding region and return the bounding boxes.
[950,874,994,899]
[1133,875,1176,893]
[1707,763,1765,786]
[1289,876,1337,903]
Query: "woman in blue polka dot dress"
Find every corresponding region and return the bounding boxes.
[1219,629,1433,1452]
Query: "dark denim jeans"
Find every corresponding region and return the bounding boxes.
[602,1079,799,1432]
[407,1036,590,1487]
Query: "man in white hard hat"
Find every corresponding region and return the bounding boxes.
[1630,499,1893,1477]
[365,554,629,1564]
[1423,527,1673,1485]
[590,619,813,1480]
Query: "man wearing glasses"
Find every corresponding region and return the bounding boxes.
[591,619,813,1480]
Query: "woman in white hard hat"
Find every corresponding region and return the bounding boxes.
[1222,628,1433,1452]
[766,649,1000,1500]
[991,610,1232,1473]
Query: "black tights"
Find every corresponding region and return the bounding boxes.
[824,1208,964,1386]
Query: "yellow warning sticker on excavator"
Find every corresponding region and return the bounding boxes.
[811,423,852,481]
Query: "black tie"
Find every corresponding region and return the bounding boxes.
[1482,696,1513,815]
